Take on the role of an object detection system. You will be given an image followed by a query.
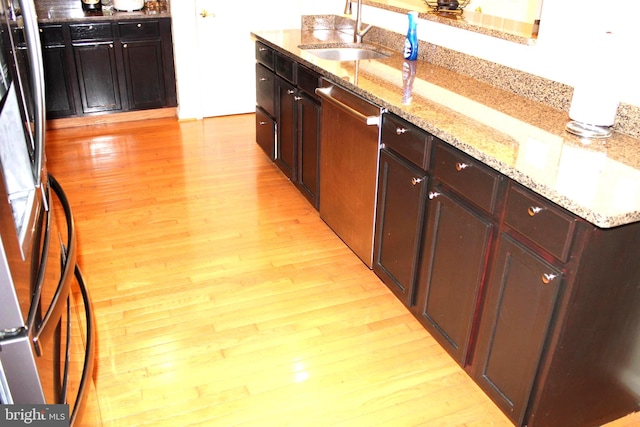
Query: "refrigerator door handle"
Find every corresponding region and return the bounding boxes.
[17,0,46,187]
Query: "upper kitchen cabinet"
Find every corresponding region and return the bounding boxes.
[40,18,177,119]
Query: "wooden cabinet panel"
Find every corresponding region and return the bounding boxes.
[255,106,275,160]
[275,77,296,180]
[255,63,275,118]
[73,42,121,114]
[40,25,77,118]
[121,39,166,110]
[374,149,427,306]
[415,183,493,364]
[473,233,562,425]
[296,92,320,208]
[381,113,431,170]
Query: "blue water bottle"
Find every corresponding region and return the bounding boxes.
[403,11,418,60]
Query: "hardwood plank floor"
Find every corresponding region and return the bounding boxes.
[45,115,640,426]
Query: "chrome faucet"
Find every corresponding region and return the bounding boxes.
[344,0,373,43]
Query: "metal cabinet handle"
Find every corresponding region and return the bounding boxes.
[259,47,268,52]
[428,191,441,199]
[541,273,557,284]
[528,206,544,217]
[260,77,268,82]
[315,87,380,126]
[259,121,267,125]
[455,162,469,171]
[411,177,423,186]
[396,127,408,135]
[294,96,303,101]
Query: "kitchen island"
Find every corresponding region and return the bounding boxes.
[252,17,640,427]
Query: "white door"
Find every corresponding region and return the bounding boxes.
[194,0,257,117]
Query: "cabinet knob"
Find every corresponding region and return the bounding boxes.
[294,96,303,101]
[428,191,441,199]
[396,127,408,135]
[123,43,128,48]
[287,89,295,95]
[260,77,268,82]
[541,273,557,284]
[411,177,423,186]
[455,162,469,171]
[259,47,268,52]
[259,121,267,125]
[109,44,114,49]
[137,23,142,28]
[528,206,544,217]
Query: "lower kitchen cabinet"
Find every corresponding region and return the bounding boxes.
[374,149,427,306]
[472,233,562,425]
[254,41,321,209]
[41,18,177,118]
[414,183,494,365]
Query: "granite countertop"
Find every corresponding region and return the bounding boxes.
[35,0,170,23]
[252,27,640,229]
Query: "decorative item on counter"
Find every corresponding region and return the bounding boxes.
[403,11,419,61]
[112,0,144,11]
[425,0,470,14]
[565,31,619,139]
[402,59,417,105]
[81,0,102,12]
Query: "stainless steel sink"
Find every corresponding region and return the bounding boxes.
[298,43,392,61]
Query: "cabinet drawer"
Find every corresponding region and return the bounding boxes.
[40,25,65,46]
[70,23,113,42]
[432,143,502,214]
[275,52,296,84]
[255,63,275,117]
[119,21,160,39]
[504,184,576,262]
[255,41,274,69]
[381,114,431,171]
[297,65,321,100]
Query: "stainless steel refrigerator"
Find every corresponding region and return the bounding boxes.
[0,0,96,424]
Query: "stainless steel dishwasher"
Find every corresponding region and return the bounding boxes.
[316,82,382,268]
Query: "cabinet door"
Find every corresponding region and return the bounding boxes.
[40,25,77,118]
[374,149,427,306]
[121,39,166,110]
[414,183,493,365]
[296,92,320,209]
[256,64,275,122]
[473,233,562,426]
[255,106,275,160]
[275,77,296,180]
[73,42,121,114]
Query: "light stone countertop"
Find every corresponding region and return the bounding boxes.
[252,28,640,229]
[35,0,170,23]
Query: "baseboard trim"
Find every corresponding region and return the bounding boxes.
[46,108,178,130]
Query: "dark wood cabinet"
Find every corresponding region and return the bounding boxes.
[275,76,296,180]
[415,182,494,365]
[41,18,176,118]
[254,42,321,209]
[295,91,320,208]
[373,113,430,304]
[73,42,121,114]
[413,142,503,365]
[40,25,77,118]
[473,233,562,425]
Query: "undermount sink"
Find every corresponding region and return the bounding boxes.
[298,43,392,61]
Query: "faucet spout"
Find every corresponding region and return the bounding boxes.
[349,0,372,43]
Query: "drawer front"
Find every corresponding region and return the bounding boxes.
[381,114,431,171]
[40,25,65,46]
[297,65,321,100]
[432,143,502,215]
[504,184,576,262]
[119,21,161,39]
[255,63,275,117]
[70,23,113,42]
[255,42,274,69]
[275,52,296,84]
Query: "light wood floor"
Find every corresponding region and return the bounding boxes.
[45,114,640,427]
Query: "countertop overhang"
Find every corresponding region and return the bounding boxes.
[252,28,640,229]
